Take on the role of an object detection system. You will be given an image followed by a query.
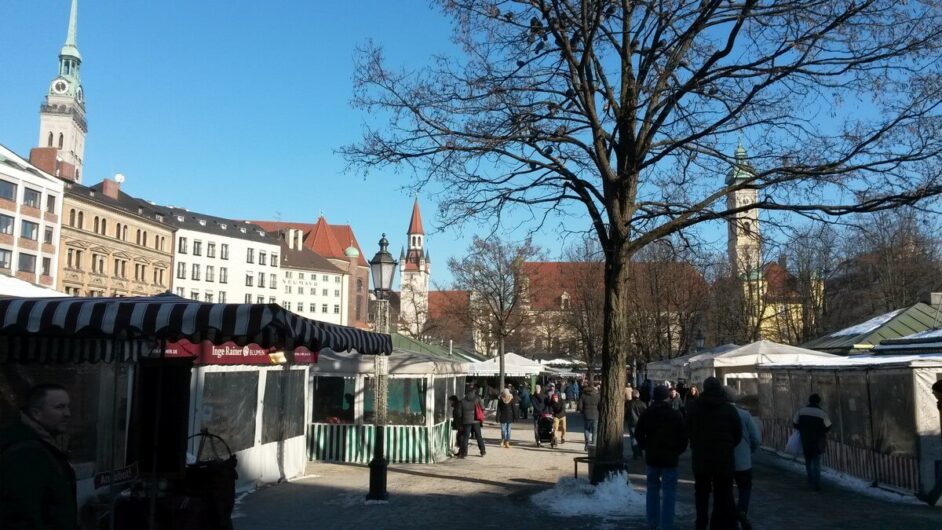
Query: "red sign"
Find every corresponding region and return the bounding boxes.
[156,340,317,365]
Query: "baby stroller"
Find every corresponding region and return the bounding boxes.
[536,412,557,448]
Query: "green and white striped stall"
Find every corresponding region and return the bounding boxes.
[308,345,469,465]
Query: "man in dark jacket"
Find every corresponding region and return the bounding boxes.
[577,384,601,451]
[635,385,688,530]
[531,384,547,447]
[792,393,832,491]
[627,389,648,460]
[0,384,77,530]
[687,376,742,530]
[458,385,486,458]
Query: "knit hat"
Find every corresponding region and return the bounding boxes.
[703,376,722,393]
[653,385,670,402]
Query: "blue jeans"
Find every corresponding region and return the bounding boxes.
[646,466,678,530]
[500,422,512,442]
[805,454,822,489]
[583,418,597,445]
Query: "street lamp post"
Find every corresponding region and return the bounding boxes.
[367,233,397,501]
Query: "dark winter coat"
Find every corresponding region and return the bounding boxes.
[793,404,832,458]
[669,395,683,412]
[627,399,648,428]
[634,401,689,468]
[578,386,601,421]
[532,392,547,415]
[551,398,566,419]
[459,393,483,425]
[497,398,517,423]
[0,413,77,530]
[450,402,462,429]
[519,388,532,409]
[686,387,743,476]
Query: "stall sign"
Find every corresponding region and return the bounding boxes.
[94,463,138,489]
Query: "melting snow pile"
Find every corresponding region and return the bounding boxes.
[531,472,646,519]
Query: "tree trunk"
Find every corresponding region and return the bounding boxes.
[591,247,630,484]
[498,335,505,394]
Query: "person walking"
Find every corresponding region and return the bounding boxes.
[551,393,567,445]
[519,384,532,420]
[635,385,688,530]
[793,393,831,491]
[686,376,742,530]
[669,387,683,413]
[458,385,486,458]
[1,384,77,530]
[497,388,516,448]
[577,383,601,451]
[728,387,761,530]
[627,389,648,460]
[449,395,463,456]
[532,384,547,447]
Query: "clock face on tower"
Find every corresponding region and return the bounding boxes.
[53,79,69,94]
[76,86,84,103]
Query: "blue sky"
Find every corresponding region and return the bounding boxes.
[0,1,731,286]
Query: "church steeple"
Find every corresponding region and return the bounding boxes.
[399,198,431,337]
[726,144,761,277]
[33,0,87,183]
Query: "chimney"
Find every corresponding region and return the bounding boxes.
[285,229,295,250]
[102,178,120,200]
[295,230,303,250]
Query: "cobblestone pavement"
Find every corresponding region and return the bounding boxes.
[234,413,941,529]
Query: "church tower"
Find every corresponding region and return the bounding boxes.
[399,198,431,336]
[726,144,761,277]
[33,0,87,183]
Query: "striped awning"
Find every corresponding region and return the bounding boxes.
[0,295,392,363]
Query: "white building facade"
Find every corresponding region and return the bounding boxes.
[164,210,280,304]
[278,229,349,325]
[0,144,64,289]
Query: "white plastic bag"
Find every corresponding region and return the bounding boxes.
[784,431,802,456]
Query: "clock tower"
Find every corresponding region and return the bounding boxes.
[726,144,761,277]
[35,0,86,183]
[399,198,431,337]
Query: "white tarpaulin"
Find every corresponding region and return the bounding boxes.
[469,352,544,377]
[0,274,66,298]
[688,340,840,390]
[646,344,740,382]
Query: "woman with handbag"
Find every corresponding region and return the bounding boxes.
[458,384,487,458]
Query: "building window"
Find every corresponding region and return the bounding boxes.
[77,211,83,229]
[334,289,340,297]
[192,263,201,281]
[310,303,316,312]
[356,279,363,293]
[46,195,56,213]
[66,249,82,269]
[141,231,147,247]
[205,292,214,303]
[114,223,122,239]
[124,226,129,241]
[20,220,39,241]
[333,305,340,314]
[297,302,304,312]
[0,180,15,201]
[257,296,264,304]
[245,274,254,287]
[270,274,277,289]
[335,276,341,284]
[206,265,215,282]
[245,294,252,304]
[356,298,362,320]
[41,257,51,276]
[22,188,41,209]
[18,253,36,273]
[47,132,53,147]
[298,272,304,280]
[0,249,10,270]
[58,133,64,148]
[246,248,254,264]
[94,216,100,233]
[220,244,229,260]
[219,267,228,284]
[322,289,328,296]
[0,214,13,235]
[177,262,186,279]
[191,291,200,301]
[285,285,292,294]
[100,219,107,235]
[259,251,267,266]
[176,287,185,297]
[92,254,105,274]
[207,242,216,258]
[271,254,278,266]
[269,297,276,304]
[218,291,226,303]
[193,240,202,256]
[258,272,266,288]
[68,209,76,227]
[322,275,329,282]
[178,237,187,254]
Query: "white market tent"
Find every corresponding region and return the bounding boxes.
[645,344,740,383]
[686,340,839,393]
[0,274,67,298]
[469,352,544,377]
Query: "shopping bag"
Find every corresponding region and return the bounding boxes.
[474,401,485,423]
[784,431,803,456]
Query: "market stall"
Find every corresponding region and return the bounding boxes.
[307,347,470,464]
[0,294,392,527]
[469,352,544,377]
[645,344,740,383]
[756,354,942,498]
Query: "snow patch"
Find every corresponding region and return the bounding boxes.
[770,453,923,505]
[530,472,646,520]
[828,308,904,337]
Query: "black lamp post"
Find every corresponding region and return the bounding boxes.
[367,233,397,501]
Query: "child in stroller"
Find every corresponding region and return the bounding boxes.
[535,412,557,448]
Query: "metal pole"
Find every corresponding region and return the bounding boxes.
[367,296,389,500]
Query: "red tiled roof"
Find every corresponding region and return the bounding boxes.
[763,261,800,299]
[407,198,425,235]
[250,217,368,267]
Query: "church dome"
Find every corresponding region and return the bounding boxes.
[344,245,360,258]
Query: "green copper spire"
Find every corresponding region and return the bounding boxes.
[60,0,81,61]
[725,143,754,185]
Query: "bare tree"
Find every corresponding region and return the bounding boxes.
[449,237,542,390]
[560,238,606,379]
[345,0,942,480]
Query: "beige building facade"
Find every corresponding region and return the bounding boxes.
[58,178,173,296]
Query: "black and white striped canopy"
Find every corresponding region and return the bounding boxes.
[0,295,392,363]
